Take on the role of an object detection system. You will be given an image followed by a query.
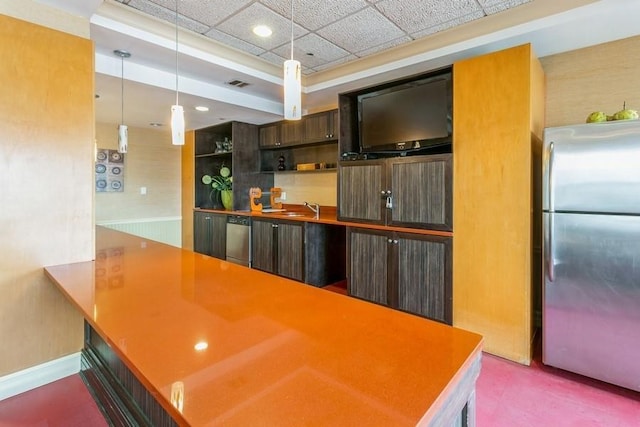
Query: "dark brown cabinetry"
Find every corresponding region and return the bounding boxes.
[258,110,339,172]
[339,154,452,230]
[193,211,226,259]
[252,218,346,286]
[252,218,304,281]
[259,122,281,148]
[281,120,303,146]
[348,227,452,324]
[303,110,338,144]
[196,121,272,210]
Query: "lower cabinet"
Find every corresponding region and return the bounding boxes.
[252,218,346,286]
[193,211,226,259]
[347,227,452,324]
[252,218,304,281]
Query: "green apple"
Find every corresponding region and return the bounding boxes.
[612,109,639,121]
[586,111,607,123]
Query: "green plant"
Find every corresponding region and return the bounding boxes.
[202,165,232,191]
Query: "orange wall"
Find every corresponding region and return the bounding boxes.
[0,13,94,375]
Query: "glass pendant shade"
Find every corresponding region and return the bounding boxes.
[171,104,185,145]
[118,124,128,153]
[284,59,301,120]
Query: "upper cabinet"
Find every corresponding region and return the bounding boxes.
[258,109,340,173]
[259,109,338,148]
[303,110,338,144]
[281,120,303,146]
[259,122,281,148]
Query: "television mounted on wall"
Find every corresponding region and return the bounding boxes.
[357,70,452,154]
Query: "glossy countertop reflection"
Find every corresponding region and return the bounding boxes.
[45,227,481,426]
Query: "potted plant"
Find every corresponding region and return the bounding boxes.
[202,165,233,210]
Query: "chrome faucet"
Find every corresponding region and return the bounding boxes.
[303,202,320,219]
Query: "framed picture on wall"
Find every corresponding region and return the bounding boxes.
[96,149,124,192]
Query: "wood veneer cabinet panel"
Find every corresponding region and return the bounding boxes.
[397,233,452,324]
[338,161,385,222]
[277,222,304,281]
[389,155,452,230]
[348,229,389,305]
[252,219,275,273]
[281,120,303,146]
[182,131,195,250]
[452,43,544,364]
[193,211,226,259]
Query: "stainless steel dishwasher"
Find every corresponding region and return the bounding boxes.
[225,215,251,266]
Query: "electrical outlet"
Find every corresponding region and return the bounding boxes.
[281,191,287,200]
[140,187,147,195]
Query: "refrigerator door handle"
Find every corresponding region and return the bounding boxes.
[548,141,555,212]
[545,213,555,283]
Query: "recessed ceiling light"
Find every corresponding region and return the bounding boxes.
[195,106,209,112]
[149,122,163,127]
[253,25,272,37]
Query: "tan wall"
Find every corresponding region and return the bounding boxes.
[95,123,181,222]
[274,171,337,206]
[0,13,94,375]
[541,35,640,127]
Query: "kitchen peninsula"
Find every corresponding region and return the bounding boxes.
[45,227,482,426]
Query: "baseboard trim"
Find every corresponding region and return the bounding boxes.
[0,352,81,401]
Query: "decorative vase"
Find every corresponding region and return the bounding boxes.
[221,189,233,210]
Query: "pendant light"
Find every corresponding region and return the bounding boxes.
[283,0,301,120]
[171,0,185,145]
[114,49,131,153]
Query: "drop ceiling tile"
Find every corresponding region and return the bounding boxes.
[216,3,308,51]
[203,28,266,56]
[317,7,406,54]
[411,11,485,39]
[260,0,369,31]
[480,0,533,15]
[374,0,483,34]
[129,0,254,27]
[272,33,350,68]
[259,51,287,68]
[313,54,359,72]
[126,0,210,34]
[355,35,412,58]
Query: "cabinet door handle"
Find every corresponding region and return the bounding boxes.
[387,239,393,243]
[205,217,211,220]
[386,190,391,195]
[272,224,279,228]
[393,239,399,244]
[380,190,386,195]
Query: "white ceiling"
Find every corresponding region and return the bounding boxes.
[37,0,640,131]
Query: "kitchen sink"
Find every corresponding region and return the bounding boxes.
[278,212,309,217]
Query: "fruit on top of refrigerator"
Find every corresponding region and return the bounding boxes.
[586,111,607,123]
[612,108,639,121]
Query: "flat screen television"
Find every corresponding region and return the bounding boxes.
[357,71,452,154]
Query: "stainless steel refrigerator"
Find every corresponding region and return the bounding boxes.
[542,120,640,392]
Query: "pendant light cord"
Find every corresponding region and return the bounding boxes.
[290,0,294,60]
[175,0,179,105]
[120,55,124,124]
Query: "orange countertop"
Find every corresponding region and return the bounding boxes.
[45,227,481,426]
[196,205,453,238]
